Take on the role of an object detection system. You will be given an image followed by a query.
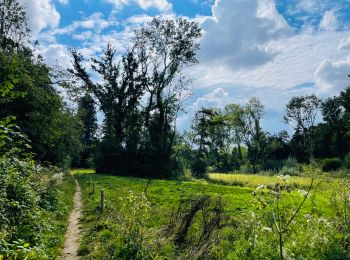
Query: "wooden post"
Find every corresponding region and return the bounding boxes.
[100,189,105,212]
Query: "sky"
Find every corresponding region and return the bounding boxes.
[19,0,350,134]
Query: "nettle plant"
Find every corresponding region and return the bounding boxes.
[252,166,318,260]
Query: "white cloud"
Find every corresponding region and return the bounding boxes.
[55,12,116,35]
[106,0,172,12]
[297,0,319,12]
[19,0,60,35]
[315,55,350,93]
[138,0,171,11]
[314,34,350,93]
[338,34,350,50]
[319,9,339,31]
[191,31,348,91]
[40,44,71,67]
[199,0,293,69]
[192,88,229,110]
[56,0,69,4]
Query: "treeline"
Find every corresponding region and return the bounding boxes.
[183,91,350,177]
[2,0,350,180]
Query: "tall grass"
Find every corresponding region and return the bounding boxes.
[209,173,317,189]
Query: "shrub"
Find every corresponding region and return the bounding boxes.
[321,158,342,172]
[191,158,207,178]
[344,153,350,169]
[0,157,73,259]
[262,159,284,171]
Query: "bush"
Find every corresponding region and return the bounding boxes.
[262,159,284,171]
[191,158,207,178]
[321,158,342,172]
[344,153,350,169]
[0,157,74,259]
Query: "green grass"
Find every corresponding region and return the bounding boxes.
[74,171,348,258]
[77,174,255,226]
[71,168,96,175]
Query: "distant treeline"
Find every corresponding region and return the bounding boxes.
[186,92,350,177]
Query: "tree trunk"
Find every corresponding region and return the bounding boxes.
[144,92,154,128]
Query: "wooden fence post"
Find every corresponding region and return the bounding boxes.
[101,189,105,212]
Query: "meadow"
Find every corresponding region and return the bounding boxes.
[75,169,350,259]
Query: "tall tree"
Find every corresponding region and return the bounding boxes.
[224,103,246,161]
[284,94,320,161]
[77,94,97,167]
[134,18,202,176]
[242,98,266,173]
[191,108,217,177]
[69,18,202,177]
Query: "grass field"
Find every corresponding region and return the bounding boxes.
[74,171,349,259]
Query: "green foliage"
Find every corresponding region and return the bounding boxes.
[76,94,97,168]
[0,157,76,259]
[321,158,342,172]
[69,17,202,178]
[0,0,30,52]
[0,50,82,167]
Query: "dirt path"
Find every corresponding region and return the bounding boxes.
[60,179,82,260]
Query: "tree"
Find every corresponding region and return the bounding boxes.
[242,98,266,173]
[322,96,344,125]
[312,93,349,159]
[190,108,216,177]
[77,94,97,167]
[0,0,29,51]
[69,17,202,177]
[135,17,202,176]
[224,103,246,161]
[264,131,291,170]
[284,95,320,161]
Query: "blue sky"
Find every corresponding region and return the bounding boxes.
[20,0,350,134]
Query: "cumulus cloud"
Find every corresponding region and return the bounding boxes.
[40,44,71,67]
[319,9,339,31]
[106,0,172,12]
[192,88,229,110]
[315,56,350,93]
[314,33,350,93]
[19,0,60,35]
[199,0,293,69]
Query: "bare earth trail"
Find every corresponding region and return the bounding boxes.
[60,179,82,260]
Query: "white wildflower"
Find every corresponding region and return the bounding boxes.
[256,185,266,191]
[298,189,308,197]
[261,226,272,232]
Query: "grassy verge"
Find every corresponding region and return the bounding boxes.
[74,172,349,258]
